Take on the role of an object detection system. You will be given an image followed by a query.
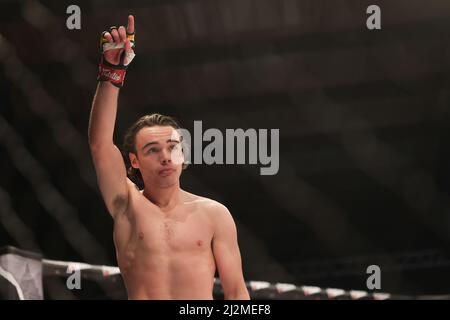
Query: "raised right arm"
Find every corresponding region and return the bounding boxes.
[89,82,129,218]
[88,16,135,219]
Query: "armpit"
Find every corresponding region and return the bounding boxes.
[111,193,129,216]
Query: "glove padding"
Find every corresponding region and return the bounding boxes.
[97,27,136,87]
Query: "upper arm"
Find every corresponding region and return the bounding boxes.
[90,144,131,219]
[211,204,249,299]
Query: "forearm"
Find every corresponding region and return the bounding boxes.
[88,81,120,148]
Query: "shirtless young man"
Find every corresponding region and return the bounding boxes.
[88,15,250,300]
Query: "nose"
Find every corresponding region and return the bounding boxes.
[160,148,172,164]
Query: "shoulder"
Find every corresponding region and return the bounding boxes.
[126,178,141,193]
[181,190,234,222]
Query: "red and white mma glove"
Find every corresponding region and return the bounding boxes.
[97,27,136,88]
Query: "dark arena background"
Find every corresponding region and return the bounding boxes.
[1,0,450,300]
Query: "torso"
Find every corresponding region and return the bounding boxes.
[113,182,217,299]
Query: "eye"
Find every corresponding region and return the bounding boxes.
[148,147,159,154]
[169,144,178,150]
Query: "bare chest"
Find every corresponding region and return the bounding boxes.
[116,200,214,255]
[140,214,212,252]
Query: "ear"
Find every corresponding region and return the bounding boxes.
[129,152,140,169]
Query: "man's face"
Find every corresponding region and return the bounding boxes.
[130,125,184,188]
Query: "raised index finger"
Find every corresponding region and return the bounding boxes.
[126,15,135,34]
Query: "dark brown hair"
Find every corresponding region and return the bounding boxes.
[122,113,187,189]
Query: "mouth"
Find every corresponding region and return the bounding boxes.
[158,168,175,177]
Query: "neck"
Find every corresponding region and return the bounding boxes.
[143,181,181,211]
